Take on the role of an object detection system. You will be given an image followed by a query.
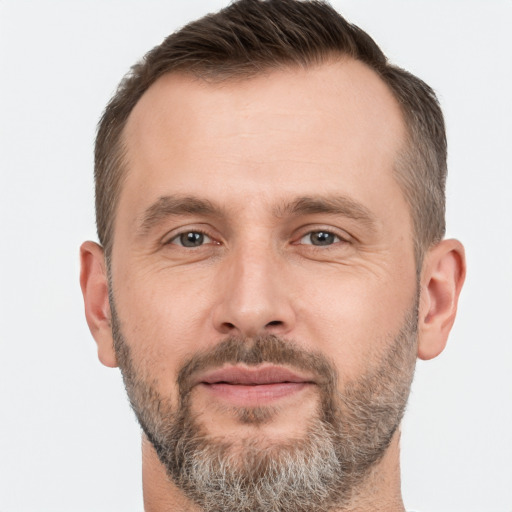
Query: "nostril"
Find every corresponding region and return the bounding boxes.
[266,320,282,327]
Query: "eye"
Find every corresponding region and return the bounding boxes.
[299,230,342,246]
[169,231,213,248]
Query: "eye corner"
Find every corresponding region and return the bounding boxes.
[165,229,217,248]
[294,228,350,248]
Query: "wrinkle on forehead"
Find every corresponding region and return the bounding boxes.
[122,59,406,173]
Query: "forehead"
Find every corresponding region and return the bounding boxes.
[119,59,407,227]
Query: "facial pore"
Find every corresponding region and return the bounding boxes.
[110,294,418,512]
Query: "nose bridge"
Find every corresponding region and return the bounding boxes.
[213,236,294,337]
[236,240,275,303]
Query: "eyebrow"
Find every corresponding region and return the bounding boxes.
[137,193,377,235]
[138,195,221,235]
[273,195,377,230]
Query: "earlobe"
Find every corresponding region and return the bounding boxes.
[79,241,118,368]
[417,239,466,360]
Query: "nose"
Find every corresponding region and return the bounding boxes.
[212,242,296,338]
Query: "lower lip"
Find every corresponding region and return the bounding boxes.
[200,382,310,406]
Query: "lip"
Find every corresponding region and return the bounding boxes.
[194,365,316,406]
[198,365,315,386]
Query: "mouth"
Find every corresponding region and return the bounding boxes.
[195,365,316,406]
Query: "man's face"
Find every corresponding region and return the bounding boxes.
[109,60,418,508]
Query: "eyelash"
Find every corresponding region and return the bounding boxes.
[294,227,350,249]
[165,227,350,249]
[166,229,216,248]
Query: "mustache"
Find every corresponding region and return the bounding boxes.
[177,334,338,396]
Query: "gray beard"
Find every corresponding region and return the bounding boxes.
[111,299,418,512]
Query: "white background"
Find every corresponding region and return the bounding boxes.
[1,1,511,511]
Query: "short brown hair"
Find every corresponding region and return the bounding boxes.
[95,0,446,264]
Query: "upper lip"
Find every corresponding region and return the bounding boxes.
[195,365,316,386]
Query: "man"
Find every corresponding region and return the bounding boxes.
[80,0,465,510]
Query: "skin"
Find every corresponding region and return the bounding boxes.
[80,59,466,511]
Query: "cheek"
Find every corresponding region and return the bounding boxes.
[113,267,218,392]
[293,266,416,381]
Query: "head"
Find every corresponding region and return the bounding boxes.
[81,1,465,511]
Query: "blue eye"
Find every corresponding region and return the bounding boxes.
[170,231,212,247]
[300,231,341,246]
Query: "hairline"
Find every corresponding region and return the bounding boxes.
[103,61,431,269]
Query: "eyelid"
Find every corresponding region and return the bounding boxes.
[292,225,353,245]
[299,232,340,245]
[169,232,213,247]
[162,225,220,246]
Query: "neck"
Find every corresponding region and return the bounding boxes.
[141,430,406,512]
[142,435,200,512]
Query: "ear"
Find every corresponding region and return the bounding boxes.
[417,239,466,360]
[79,241,118,368]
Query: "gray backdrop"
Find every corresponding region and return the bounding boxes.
[1,1,511,511]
